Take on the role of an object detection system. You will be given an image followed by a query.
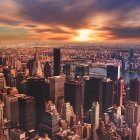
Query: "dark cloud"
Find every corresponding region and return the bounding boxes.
[15,0,140,28]
[35,28,72,34]
[25,25,38,28]
[104,26,140,39]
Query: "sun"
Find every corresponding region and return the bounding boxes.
[73,29,93,42]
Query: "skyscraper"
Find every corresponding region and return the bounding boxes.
[86,102,99,130]
[129,78,140,105]
[84,77,103,113]
[65,80,84,117]
[125,101,140,128]
[44,61,51,79]
[4,95,19,125]
[27,77,47,129]
[54,48,61,76]
[63,64,71,77]
[0,73,6,90]
[49,75,65,106]
[75,64,89,79]
[107,65,120,81]
[102,78,114,114]
[18,95,35,131]
[39,101,59,140]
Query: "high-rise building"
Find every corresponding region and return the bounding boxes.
[0,73,6,90]
[44,62,51,79]
[75,64,89,79]
[114,78,124,106]
[64,80,84,118]
[129,78,140,105]
[86,102,99,129]
[3,66,10,85]
[18,94,35,131]
[130,48,134,60]
[102,78,114,114]
[107,65,120,81]
[16,72,26,92]
[10,129,26,140]
[125,101,140,128]
[7,74,16,87]
[27,77,47,129]
[49,75,65,106]
[60,102,74,121]
[84,77,103,113]
[63,64,71,77]
[4,95,19,125]
[27,59,34,76]
[0,101,4,133]
[54,48,61,76]
[39,102,60,140]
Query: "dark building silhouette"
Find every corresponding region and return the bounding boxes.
[16,72,26,92]
[107,65,120,81]
[64,80,84,117]
[130,48,134,60]
[27,77,47,129]
[54,48,61,76]
[63,64,71,77]
[3,66,11,85]
[129,78,140,105]
[27,59,34,77]
[84,77,103,114]
[102,78,114,114]
[19,95,35,131]
[7,74,16,87]
[75,65,89,79]
[44,62,51,79]
[0,56,6,66]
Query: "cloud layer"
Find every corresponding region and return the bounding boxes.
[0,0,140,42]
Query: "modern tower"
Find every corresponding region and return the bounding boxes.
[49,75,65,106]
[64,80,84,117]
[44,61,51,79]
[107,65,120,81]
[129,78,140,105]
[102,78,114,114]
[54,48,61,76]
[18,95,35,131]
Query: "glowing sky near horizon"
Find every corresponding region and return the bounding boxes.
[0,0,140,42]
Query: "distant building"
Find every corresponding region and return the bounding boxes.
[75,64,89,79]
[107,65,120,81]
[54,48,61,76]
[44,62,51,79]
[0,73,6,90]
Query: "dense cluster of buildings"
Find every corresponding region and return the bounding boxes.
[0,47,139,140]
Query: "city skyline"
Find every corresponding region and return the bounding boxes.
[0,0,140,43]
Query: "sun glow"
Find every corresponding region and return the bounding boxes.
[73,29,93,42]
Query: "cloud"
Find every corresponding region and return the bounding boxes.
[1,0,140,41]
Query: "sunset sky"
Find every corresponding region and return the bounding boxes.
[0,0,140,42]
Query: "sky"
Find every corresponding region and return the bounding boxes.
[0,0,140,42]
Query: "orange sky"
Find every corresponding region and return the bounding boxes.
[0,0,140,43]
